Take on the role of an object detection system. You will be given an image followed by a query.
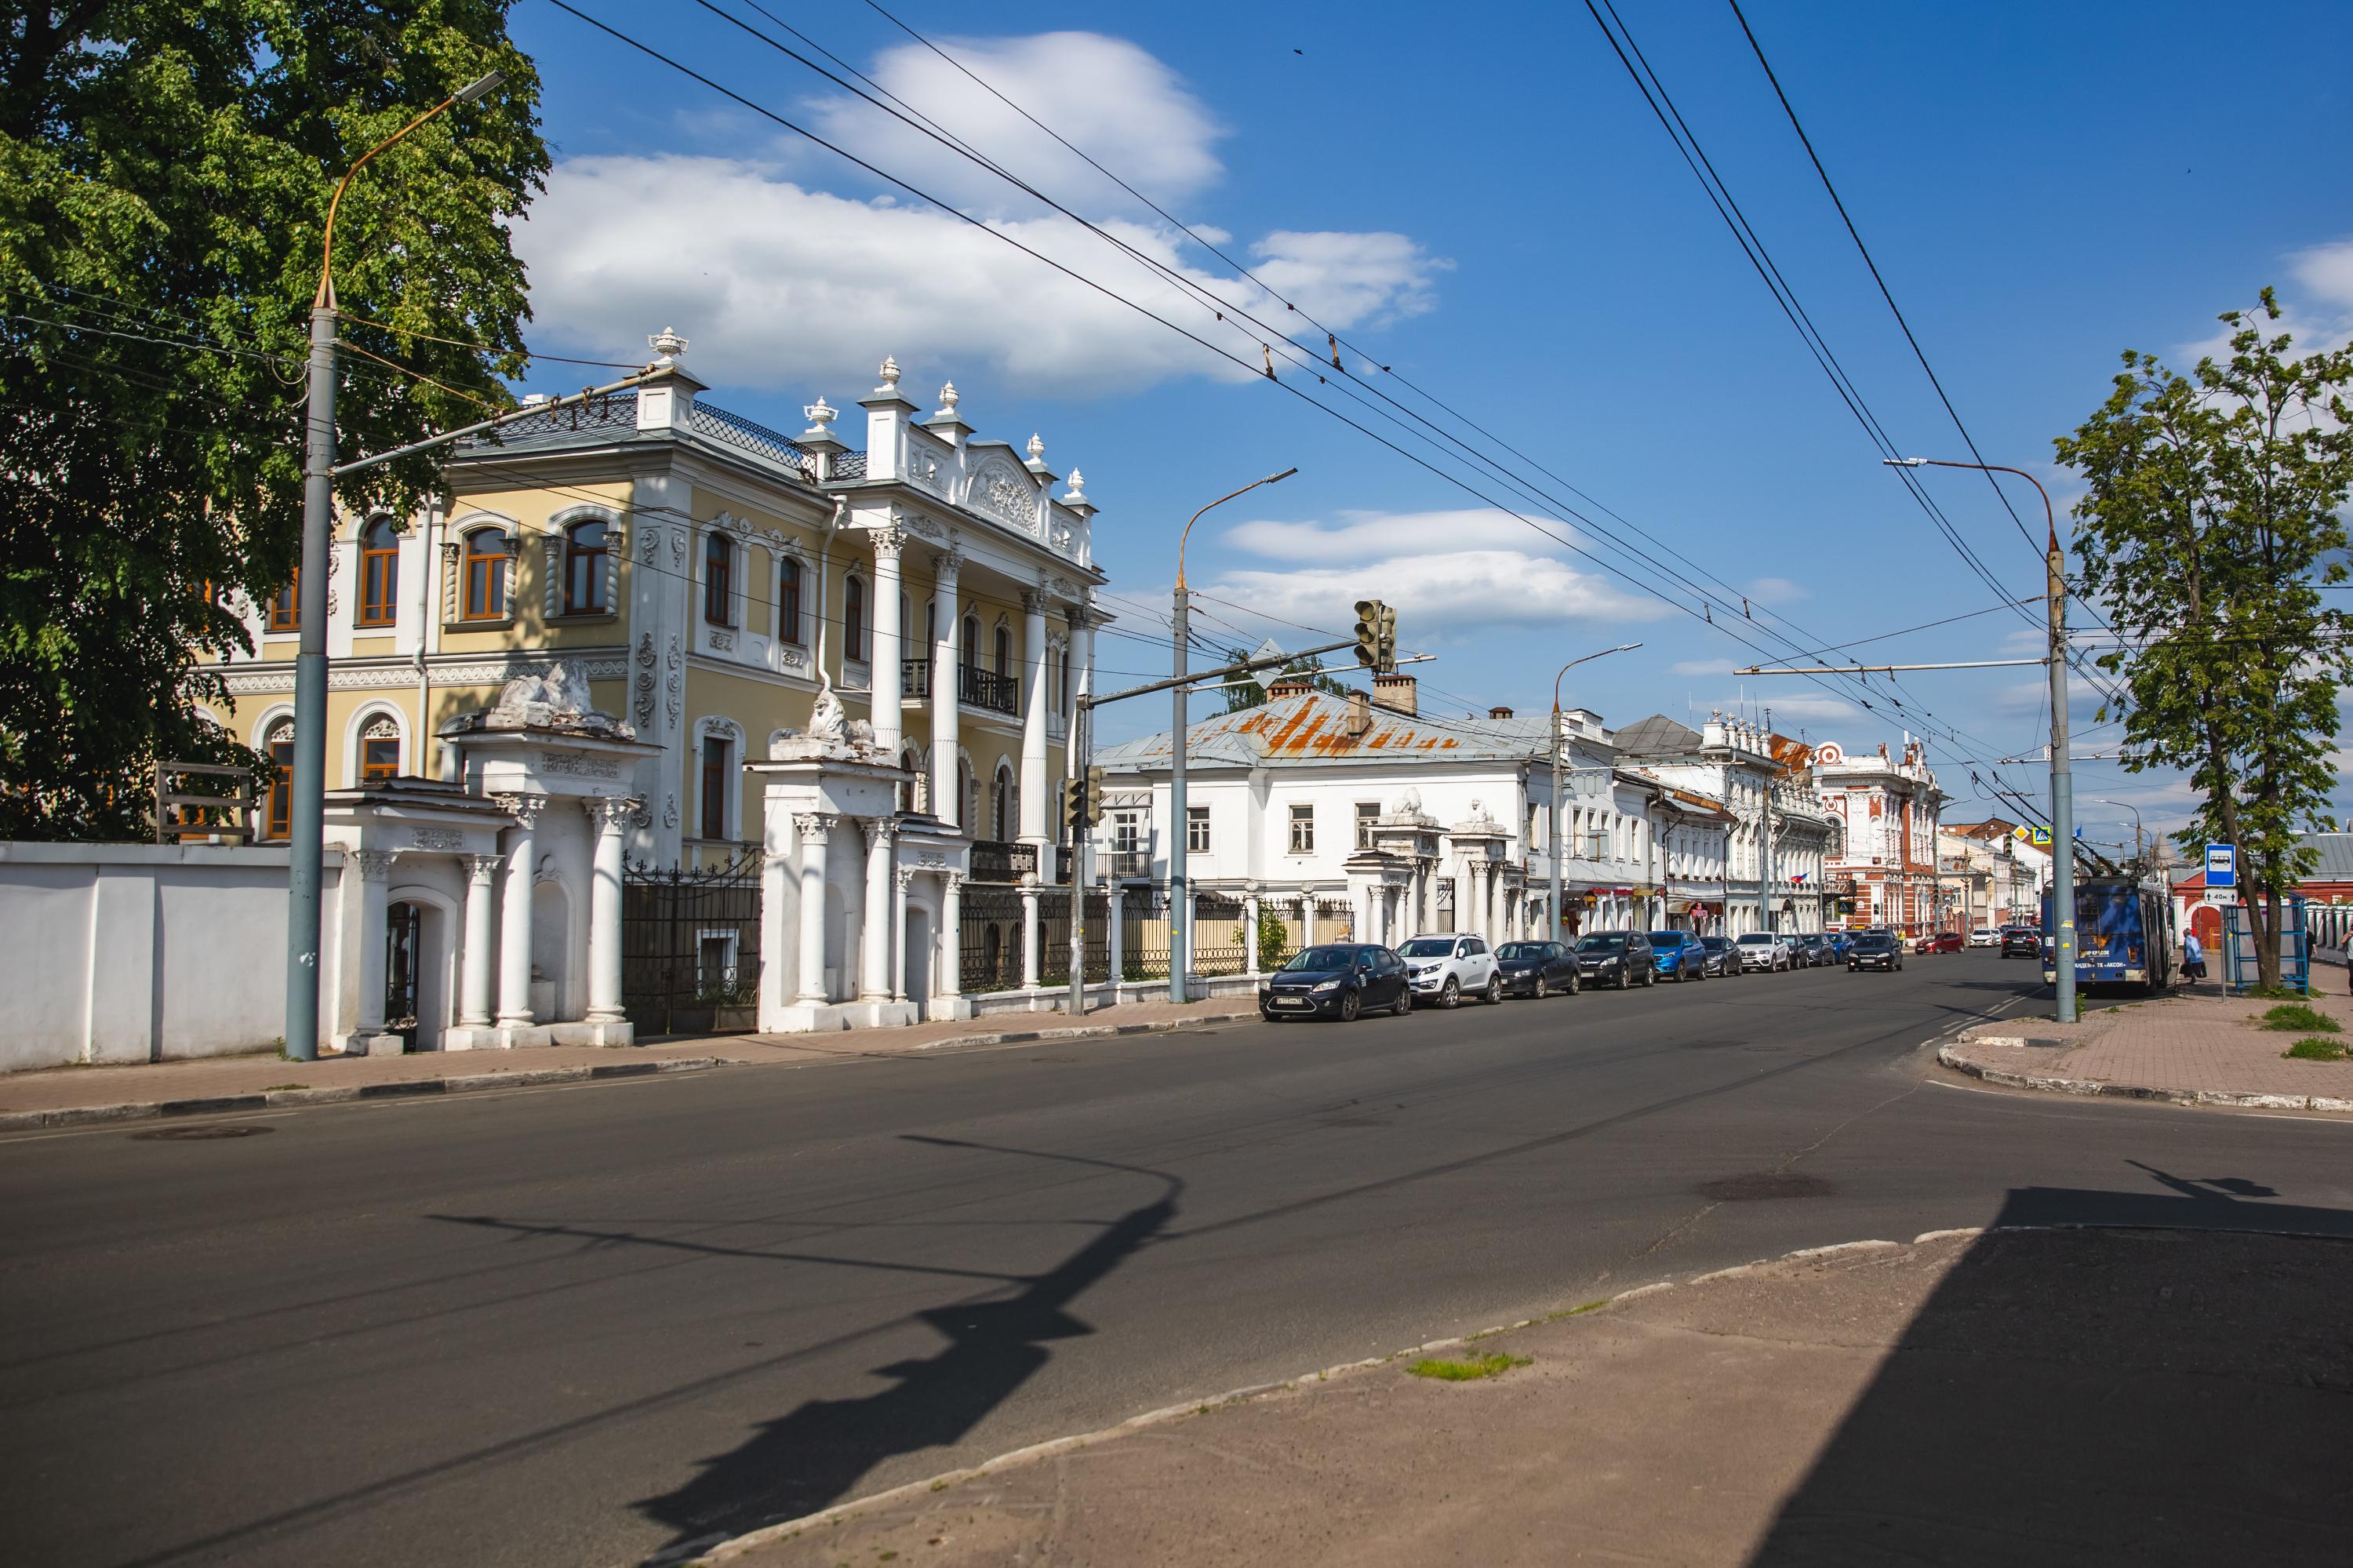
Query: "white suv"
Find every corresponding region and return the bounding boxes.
[1737,933,1789,972]
[1398,933,1503,1008]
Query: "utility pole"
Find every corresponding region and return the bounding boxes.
[1549,644,1642,948]
[283,69,504,1063]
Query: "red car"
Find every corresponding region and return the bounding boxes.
[1927,931,1965,954]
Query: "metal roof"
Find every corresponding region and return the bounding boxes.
[1613,714,1701,757]
[1093,691,1551,773]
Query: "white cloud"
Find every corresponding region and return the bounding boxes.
[1224,508,1556,560]
[517,155,1444,398]
[2177,236,2353,365]
[1249,231,1448,328]
[1671,658,1738,676]
[1704,693,1860,727]
[2290,238,2353,309]
[806,32,1226,218]
[1742,577,1809,606]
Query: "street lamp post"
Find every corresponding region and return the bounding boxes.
[2097,798,2146,871]
[1169,468,1295,1004]
[283,69,504,1063]
[1549,644,1643,946]
[1887,456,2078,1023]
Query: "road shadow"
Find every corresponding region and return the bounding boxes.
[1747,1170,2353,1566]
[634,1139,1180,1557]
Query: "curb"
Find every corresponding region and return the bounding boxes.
[676,1225,1986,1566]
[1937,1041,2353,1115]
[0,1010,1264,1135]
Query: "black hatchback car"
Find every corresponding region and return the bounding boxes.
[1259,944,1411,1022]
[1575,930,1656,988]
[1999,926,2042,959]
[1495,940,1580,998]
[1849,930,1904,972]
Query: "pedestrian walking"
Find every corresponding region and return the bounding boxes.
[2181,930,2206,986]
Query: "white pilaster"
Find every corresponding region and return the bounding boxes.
[495,794,547,1032]
[457,853,502,1028]
[1020,872,1042,988]
[1242,881,1262,976]
[1107,886,1125,991]
[342,849,400,1055]
[893,867,913,1002]
[931,549,964,829]
[1018,588,1051,845]
[860,818,893,1001]
[584,797,635,1036]
[871,527,905,752]
[933,870,968,1018]
[797,813,833,1003]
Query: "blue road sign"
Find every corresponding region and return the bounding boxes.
[2206,843,2237,890]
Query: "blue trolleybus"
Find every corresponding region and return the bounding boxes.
[2042,876,2176,994]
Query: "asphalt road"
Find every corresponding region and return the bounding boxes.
[5,954,2350,1568]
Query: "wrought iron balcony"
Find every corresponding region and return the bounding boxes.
[960,666,1019,715]
[903,658,930,698]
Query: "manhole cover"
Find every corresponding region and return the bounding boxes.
[1699,1171,1831,1202]
[130,1123,272,1141]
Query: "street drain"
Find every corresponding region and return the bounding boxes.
[131,1123,272,1141]
[1700,1171,1831,1202]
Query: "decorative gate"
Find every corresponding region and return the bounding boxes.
[1122,887,1171,981]
[622,847,763,1036]
[961,885,1027,994]
[384,901,421,1050]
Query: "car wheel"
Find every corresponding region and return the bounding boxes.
[1613,966,1627,990]
[1394,986,1413,1017]
[1642,966,1657,987]
[1338,990,1360,1024]
[1483,975,1504,1006]
[1440,977,1460,1010]
[1566,970,1580,995]
[1532,974,1547,1000]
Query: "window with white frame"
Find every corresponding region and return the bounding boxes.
[1288,802,1314,854]
[1186,805,1209,853]
[1355,802,1379,850]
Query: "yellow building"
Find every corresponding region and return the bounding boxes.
[202,337,1107,1035]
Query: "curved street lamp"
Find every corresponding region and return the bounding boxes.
[1547,643,1643,943]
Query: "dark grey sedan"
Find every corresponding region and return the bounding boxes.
[1495,940,1580,998]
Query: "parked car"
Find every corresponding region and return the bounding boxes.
[1968,926,2000,948]
[2000,926,2042,959]
[1574,930,1656,988]
[1736,932,1789,972]
[1780,933,1813,968]
[1929,931,1966,954]
[1647,930,1708,982]
[1697,934,1741,976]
[1848,930,1904,972]
[1797,933,1835,967]
[1822,931,1854,961]
[1259,943,1411,1022]
[1494,940,1580,998]
[1397,933,1503,1008]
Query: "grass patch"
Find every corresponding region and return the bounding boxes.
[2260,1003,2340,1034]
[261,1082,304,1092]
[1546,1297,1613,1321]
[2244,984,2311,1001]
[1406,1352,1530,1381]
[2283,1037,2351,1061]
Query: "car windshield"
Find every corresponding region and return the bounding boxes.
[1398,938,1455,959]
[1496,943,1548,960]
[1854,934,1893,951]
[1646,931,1682,946]
[1283,947,1359,971]
[1738,933,1773,945]
[1577,935,1626,952]
[1700,937,1732,950]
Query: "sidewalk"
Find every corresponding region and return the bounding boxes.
[695,1225,2353,1568]
[1941,980,2353,1111]
[0,998,1257,1130]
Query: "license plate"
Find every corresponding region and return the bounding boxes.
[1275,997,1312,1009]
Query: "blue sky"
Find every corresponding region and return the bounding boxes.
[507,0,2353,854]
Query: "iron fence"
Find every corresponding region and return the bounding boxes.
[1195,891,1248,977]
[622,847,762,1036]
[961,885,1027,994]
[1122,887,1171,981]
[689,400,818,478]
[1039,888,1113,984]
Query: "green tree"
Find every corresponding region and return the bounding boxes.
[2055,291,2353,988]
[1219,648,1351,714]
[0,3,547,839]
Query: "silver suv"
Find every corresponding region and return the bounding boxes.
[1398,933,1503,1008]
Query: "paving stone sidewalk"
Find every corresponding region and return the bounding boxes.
[0,999,1256,1129]
[1941,980,2353,1111]
[692,1227,2353,1568]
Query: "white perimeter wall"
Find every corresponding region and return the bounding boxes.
[0,843,343,1072]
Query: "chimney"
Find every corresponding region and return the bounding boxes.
[1346,689,1373,736]
[1267,673,1317,699]
[1372,671,1417,717]
[1488,704,1514,719]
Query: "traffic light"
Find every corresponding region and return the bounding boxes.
[1083,766,1104,826]
[1376,603,1398,674]
[1353,599,1382,668]
[1062,777,1088,835]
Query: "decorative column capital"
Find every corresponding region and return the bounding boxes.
[861,817,893,853]
[794,811,835,843]
[1020,586,1049,616]
[933,545,965,585]
[494,791,551,828]
[940,868,963,893]
[584,795,640,835]
[1241,879,1260,897]
[464,853,504,885]
[1019,871,1041,893]
[870,524,906,562]
[894,865,916,893]
[353,849,399,882]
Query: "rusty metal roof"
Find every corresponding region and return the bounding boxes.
[1095,691,1552,772]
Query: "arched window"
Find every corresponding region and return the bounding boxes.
[778,556,803,646]
[563,518,608,615]
[844,574,867,661]
[899,747,922,813]
[703,532,733,626]
[263,720,294,839]
[358,517,398,627]
[269,572,300,632]
[992,764,1014,841]
[462,528,507,620]
[956,757,973,831]
[993,622,1011,678]
[961,612,980,671]
[359,715,401,782]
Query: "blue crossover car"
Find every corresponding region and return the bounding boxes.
[1647,930,1707,982]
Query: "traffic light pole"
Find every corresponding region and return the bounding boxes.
[1067,703,1091,1018]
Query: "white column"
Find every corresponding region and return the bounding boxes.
[1297,888,1315,948]
[930,549,964,828]
[892,867,913,1001]
[1020,871,1042,988]
[584,798,635,1024]
[495,794,547,1028]
[1107,886,1126,991]
[349,849,398,1042]
[458,853,502,1027]
[937,870,964,1003]
[1018,588,1051,845]
[860,818,893,1001]
[1242,882,1262,975]
[871,526,905,753]
[797,812,833,1003]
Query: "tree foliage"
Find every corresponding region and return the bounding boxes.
[1219,649,1352,714]
[0,2,547,839]
[2055,292,2353,985]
